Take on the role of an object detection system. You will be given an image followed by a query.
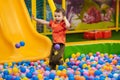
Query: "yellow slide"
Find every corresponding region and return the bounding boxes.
[0,0,52,63]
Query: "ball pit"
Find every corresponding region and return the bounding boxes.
[0,52,120,80]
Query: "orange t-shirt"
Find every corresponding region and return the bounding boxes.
[49,20,67,44]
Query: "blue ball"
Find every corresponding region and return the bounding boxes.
[108,73,113,78]
[20,41,25,46]
[6,75,12,80]
[49,73,55,79]
[3,70,9,75]
[20,67,26,73]
[58,65,64,70]
[44,77,49,80]
[32,76,39,80]
[45,66,51,71]
[15,43,20,48]
[29,67,35,73]
[94,70,102,76]
[14,76,21,80]
[68,77,74,80]
[26,72,32,78]
[54,44,60,50]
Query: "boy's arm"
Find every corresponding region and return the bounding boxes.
[64,17,71,29]
[32,15,49,26]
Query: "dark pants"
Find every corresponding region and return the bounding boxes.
[49,43,65,69]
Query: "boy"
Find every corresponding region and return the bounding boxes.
[32,8,70,69]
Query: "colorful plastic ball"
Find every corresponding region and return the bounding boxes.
[45,66,51,71]
[49,73,55,79]
[68,77,74,80]
[58,65,64,70]
[96,52,100,56]
[20,67,26,73]
[6,75,13,80]
[44,77,49,80]
[26,72,32,78]
[81,54,85,58]
[89,76,94,80]
[38,74,43,79]
[56,70,61,76]
[0,65,3,70]
[20,41,25,46]
[14,76,21,80]
[32,76,39,80]
[15,43,20,48]
[54,44,60,50]
[44,71,50,76]
[13,67,19,73]
[3,70,9,75]
[71,54,76,58]
[113,73,119,78]
[76,52,80,57]
[108,73,113,78]
[94,70,102,76]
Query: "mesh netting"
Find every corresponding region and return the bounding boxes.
[24,0,44,33]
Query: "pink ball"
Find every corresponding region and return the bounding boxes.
[96,64,102,69]
[96,52,100,56]
[26,69,30,73]
[76,68,80,70]
[51,70,56,74]
[44,71,50,76]
[37,60,40,64]
[70,58,74,62]
[70,69,74,74]
[75,61,80,66]
[86,61,91,65]
[92,67,97,70]
[0,65,3,70]
[94,57,98,61]
[83,71,89,76]
[30,62,34,66]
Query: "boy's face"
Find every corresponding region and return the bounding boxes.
[54,12,64,23]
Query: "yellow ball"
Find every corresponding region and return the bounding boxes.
[8,69,12,74]
[82,64,87,69]
[21,77,29,80]
[38,74,43,79]
[117,66,120,70]
[88,52,93,56]
[109,54,113,58]
[56,70,61,76]
[54,78,60,80]
[100,53,104,57]
[8,62,12,67]
[65,58,69,62]
[13,67,19,73]
[72,54,76,58]
[76,52,80,57]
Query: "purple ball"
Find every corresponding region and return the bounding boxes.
[15,43,20,48]
[54,44,60,50]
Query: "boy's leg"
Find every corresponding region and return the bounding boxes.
[53,43,65,65]
[49,43,56,69]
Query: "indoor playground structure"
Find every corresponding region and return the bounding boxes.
[0,0,120,80]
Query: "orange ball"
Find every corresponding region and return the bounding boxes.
[79,76,86,80]
[75,75,81,80]
[75,71,80,75]
[112,60,117,65]
[89,70,94,76]
[60,71,67,77]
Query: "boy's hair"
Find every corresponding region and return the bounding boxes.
[55,8,65,16]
